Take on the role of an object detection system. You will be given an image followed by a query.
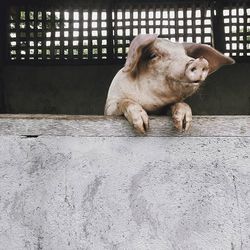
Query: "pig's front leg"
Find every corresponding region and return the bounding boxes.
[118,99,149,134]
[171,102,192,132]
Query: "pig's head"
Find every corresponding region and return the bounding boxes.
[123,34,235,86]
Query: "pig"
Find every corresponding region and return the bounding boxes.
[104,34,235,133]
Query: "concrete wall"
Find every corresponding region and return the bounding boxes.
[0,115,249,250]
[1,62,250,115]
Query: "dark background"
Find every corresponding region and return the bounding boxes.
[0,0,249,115]
[1,62,249,115]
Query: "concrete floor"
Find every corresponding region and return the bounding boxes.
[0,116,249,250]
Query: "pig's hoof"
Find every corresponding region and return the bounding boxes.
[171,103,192,132]
[126,106,149,134]
[132,109,149,134]
[172,114,192,132]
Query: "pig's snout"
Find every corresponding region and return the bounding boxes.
[185,57,209,83]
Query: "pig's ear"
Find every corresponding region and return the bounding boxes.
[123,34,158,77]
[183,43,235,74]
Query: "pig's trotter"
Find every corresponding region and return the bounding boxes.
[171,102,192,132]
[119,99,149,134]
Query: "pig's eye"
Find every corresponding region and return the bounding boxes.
[148,53,157,60]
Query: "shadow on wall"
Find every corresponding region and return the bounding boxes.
[1,63,250,115]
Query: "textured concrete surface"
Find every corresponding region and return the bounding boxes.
[0,116,250,250]
[0,115,249,137]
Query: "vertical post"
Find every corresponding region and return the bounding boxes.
[87,4,93,60]
[78,5,84,61]
[106,0,114,62]
[0,1,7,113]
[211,0,226,52]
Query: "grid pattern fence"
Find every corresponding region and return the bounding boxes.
[112,2,213,59]
[5,0,250,64]
[223,1,250,57]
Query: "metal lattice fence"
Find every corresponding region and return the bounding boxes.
[4,0,250,64]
